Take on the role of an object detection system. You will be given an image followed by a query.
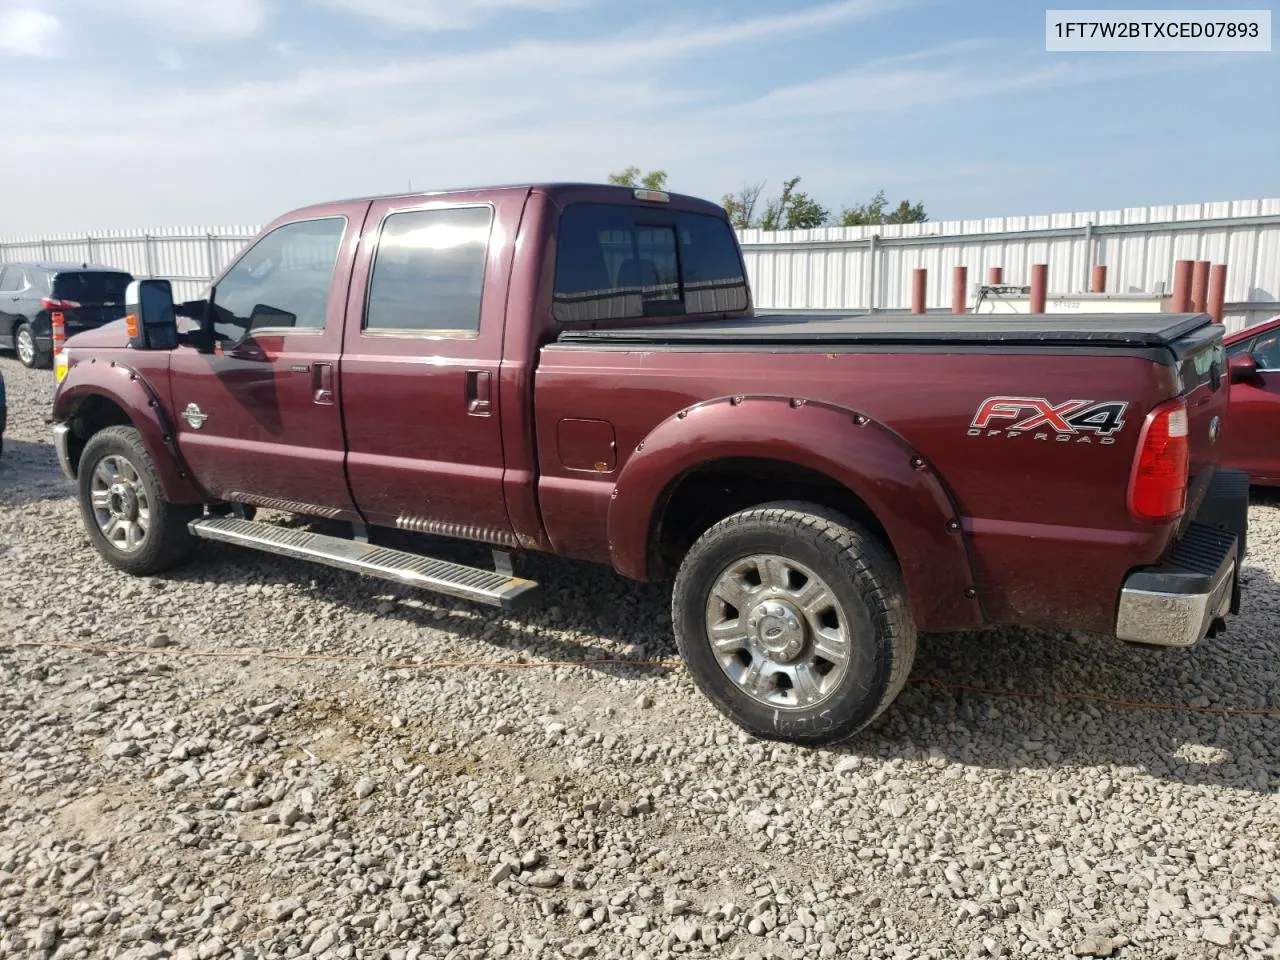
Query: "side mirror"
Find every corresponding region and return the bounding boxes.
[1228,352,1260,384]
[249,303,297,331]
[125,279,178,351]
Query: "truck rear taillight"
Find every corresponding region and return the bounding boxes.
[1128,398,1189,522]
[41,297,81,310]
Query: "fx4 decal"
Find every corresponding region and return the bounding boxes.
[969,397,1129,444]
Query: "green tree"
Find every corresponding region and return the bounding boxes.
[885,198,928,224]
[839,189,928,227]
[782,191,829,229]
[608,166,669,191]
[758,177,801,231]
[721,178,929,231]
[721,182,765,229]
[756,177,829,231]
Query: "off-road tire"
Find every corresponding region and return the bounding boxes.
[77,426,201,576]
[15,322,49,369]
[671,500,916,746]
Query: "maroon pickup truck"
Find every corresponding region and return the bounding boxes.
[50,183,1249,745]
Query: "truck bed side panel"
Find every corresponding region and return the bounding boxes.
[534,344,1189,634]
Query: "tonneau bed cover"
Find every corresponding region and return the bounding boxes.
[556,312,1215,351]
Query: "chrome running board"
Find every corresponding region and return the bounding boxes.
[188,516,539,610]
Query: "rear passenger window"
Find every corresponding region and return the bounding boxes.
[53,272,132,304]
[552,202,749,323]
[0,268,25,292]
[364,206,494,335]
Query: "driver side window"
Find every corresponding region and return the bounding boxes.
[1253,332,1280,370]
[1226,338,1253,359]
[210,217,346,343]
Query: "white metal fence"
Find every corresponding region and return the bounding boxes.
[3,196,1277,332]
[0,226,258,304]
[739,197,1280,333]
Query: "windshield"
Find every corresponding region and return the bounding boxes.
[552,202,749,323]
[52,271,133,304]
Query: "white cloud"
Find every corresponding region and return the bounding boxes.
[712,48,1203,125]
[84,0,266,40]
[0,7,61,56]
[0,0,1259,234]
[314,0,589,31]
[80,0,915,124]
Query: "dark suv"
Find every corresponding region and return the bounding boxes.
[0,262,134,368]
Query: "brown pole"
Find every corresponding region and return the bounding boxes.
[987,266,1004,285]
[1090,264,1107,293]
[1207,264,1227,324]
[952,266,968,314]
[1030,264,1048,314]
[1172,259,1193,312]
[1191,259,1210,312]
[911,268,927,314]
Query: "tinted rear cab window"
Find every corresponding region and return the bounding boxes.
[53,272,132,303]
[553,202,748,323]
[365,205,493,335]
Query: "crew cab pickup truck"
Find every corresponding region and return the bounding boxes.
[49,183,1249,746]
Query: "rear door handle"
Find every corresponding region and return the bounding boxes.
[466,369,492,416]
[312,361,335,405]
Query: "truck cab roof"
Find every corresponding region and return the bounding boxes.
[274,182,730,225]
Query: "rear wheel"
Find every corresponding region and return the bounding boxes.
[14,322,49,369]
[671,500,916,746]
[77,426,201,576]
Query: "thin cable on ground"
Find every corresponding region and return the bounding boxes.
[907,677,1280,718]
[11,639,1279,719]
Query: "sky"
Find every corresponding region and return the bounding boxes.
[0,0,1275,234]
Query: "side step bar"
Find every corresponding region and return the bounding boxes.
[188,517,540,610]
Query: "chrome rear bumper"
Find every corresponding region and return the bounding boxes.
[1116,536,1236,647]
[52,423,75,481]
[1115,469,1248,648]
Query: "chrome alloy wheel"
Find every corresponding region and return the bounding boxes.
[704,554,852,710]
[89,454,152,553]
[16,327,35,366]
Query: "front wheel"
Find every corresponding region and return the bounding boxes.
[77,426,201,576]
[671,501,916,746]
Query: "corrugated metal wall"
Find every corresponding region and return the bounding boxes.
[2,197,1277,331]
[0,226,259,303]
[739,197,1280,333]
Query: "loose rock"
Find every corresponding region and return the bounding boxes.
[0,356,1276,960]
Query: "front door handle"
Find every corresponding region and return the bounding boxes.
[466,369,492,416]
[312,361,334,405]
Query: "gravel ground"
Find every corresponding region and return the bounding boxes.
[1,354,1278,960]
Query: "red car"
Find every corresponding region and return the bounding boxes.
[1224,315,1280,486]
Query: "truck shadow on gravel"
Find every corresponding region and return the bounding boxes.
[1250,487,1280,508]
[167,536,680,676]
[166,523,1280,796]
[0,438,71,506]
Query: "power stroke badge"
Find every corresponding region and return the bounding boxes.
[969,396,1129,444]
